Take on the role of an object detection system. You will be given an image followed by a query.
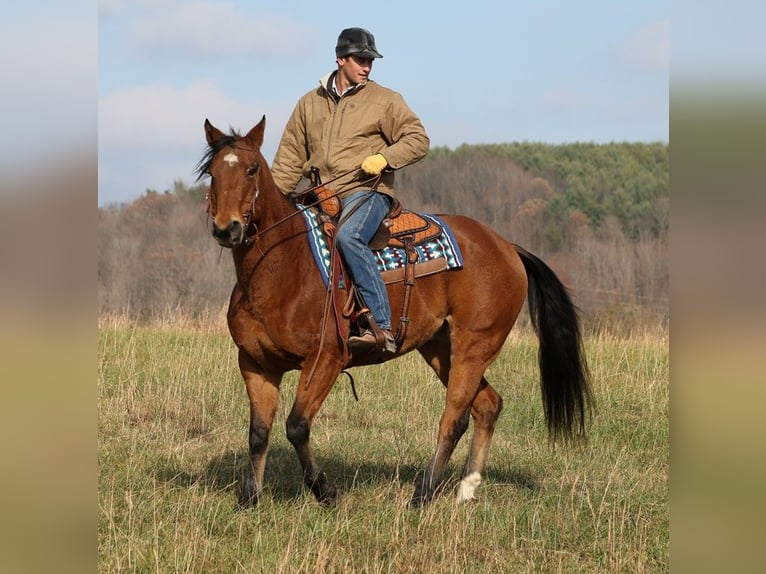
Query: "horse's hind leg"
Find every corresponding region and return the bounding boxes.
[415,333,504,506]
[285,355,343,506]
[457,379,503,502]
[413,335,477,506]
[238,349,282,507]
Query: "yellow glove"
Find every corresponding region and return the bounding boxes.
[361,153,388,175]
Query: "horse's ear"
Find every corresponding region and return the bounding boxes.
[204,118,226,145]
[245,115,266,149]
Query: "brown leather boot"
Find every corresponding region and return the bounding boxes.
[349,329,396,353]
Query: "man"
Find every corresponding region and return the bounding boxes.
[271,27,430,353]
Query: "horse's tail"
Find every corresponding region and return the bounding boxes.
[514,244,593,443]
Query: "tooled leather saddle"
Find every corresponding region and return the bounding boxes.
[318,196,443,353]
[292,173,459,358]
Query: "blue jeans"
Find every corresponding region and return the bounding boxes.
[335,191,392,331]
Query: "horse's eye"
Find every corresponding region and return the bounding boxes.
[246,163,259,177]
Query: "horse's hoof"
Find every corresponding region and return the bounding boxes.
[238,482,260,508]
[409,489,432,508]
[238,494,258,509]
[316,484,338,507]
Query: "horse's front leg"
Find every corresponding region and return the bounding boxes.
[238,349,282,507]
[285,354,343,506]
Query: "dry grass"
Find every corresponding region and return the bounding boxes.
[98,317,668,573]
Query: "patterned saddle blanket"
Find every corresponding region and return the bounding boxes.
[300,207,464,287]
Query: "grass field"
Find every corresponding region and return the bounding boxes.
[98,316,668,573]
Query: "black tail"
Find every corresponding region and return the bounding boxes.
[514,244,592,443]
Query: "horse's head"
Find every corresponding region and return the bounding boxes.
[196,116,271,248]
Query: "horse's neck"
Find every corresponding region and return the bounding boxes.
[232,191,313,282]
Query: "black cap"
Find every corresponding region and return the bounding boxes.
[335,27,383,59]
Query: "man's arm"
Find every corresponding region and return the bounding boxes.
[378,92,430,170]
[271,101,309,195]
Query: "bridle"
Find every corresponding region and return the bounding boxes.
[206,152,384,247]
[204,145,261,218]
[204,148,265,245]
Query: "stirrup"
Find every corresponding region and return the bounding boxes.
[348,328,396,354]
[381,331,397,354]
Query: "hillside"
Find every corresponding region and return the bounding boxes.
[98,142,668,328]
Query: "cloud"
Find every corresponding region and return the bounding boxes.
[126,1,316,60]
[624,20,669,73]
[540,88,588,113]
[99,0,182,15]
[99,81,244,149]
[98,0,122,15]
[98,80,289,203]
[98,80,291,151]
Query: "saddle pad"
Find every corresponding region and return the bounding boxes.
[300,208,464,288]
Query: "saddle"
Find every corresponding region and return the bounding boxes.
[292,165,458,358]
[309,191,441,251]
[301,190,446,359]
[370,201,442,250]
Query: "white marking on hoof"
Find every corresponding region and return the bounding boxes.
[457,472,482,502]
[223,152,239,166]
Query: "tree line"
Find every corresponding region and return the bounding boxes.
[98,142,668,329]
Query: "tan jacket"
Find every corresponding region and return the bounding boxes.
[271,72,430,199]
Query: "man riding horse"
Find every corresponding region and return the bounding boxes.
[271,27,430,354]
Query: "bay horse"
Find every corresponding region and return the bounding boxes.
[196,116,591,507]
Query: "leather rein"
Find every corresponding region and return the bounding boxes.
[207,155,396,389]
[206,159,383,247]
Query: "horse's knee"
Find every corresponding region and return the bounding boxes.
[455,408,471,439]
[440,407,471,446]
[285,415,309,447]
[473,391,503,427]
[493,394,504,418]
[249,419,270,454]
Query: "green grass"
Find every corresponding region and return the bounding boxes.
[98,317,668,573]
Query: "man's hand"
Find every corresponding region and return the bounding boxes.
[361,153,388,175]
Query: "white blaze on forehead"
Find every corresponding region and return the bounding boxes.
[223,151,239,166]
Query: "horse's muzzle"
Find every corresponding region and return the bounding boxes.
[212,219,244,248]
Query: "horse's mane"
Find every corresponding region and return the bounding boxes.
[194,128,243,182]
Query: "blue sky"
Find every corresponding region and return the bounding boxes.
[97,0,669,205]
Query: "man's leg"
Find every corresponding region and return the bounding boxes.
[335,191,395,351]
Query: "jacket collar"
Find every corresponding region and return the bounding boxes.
[320,71,366,100]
